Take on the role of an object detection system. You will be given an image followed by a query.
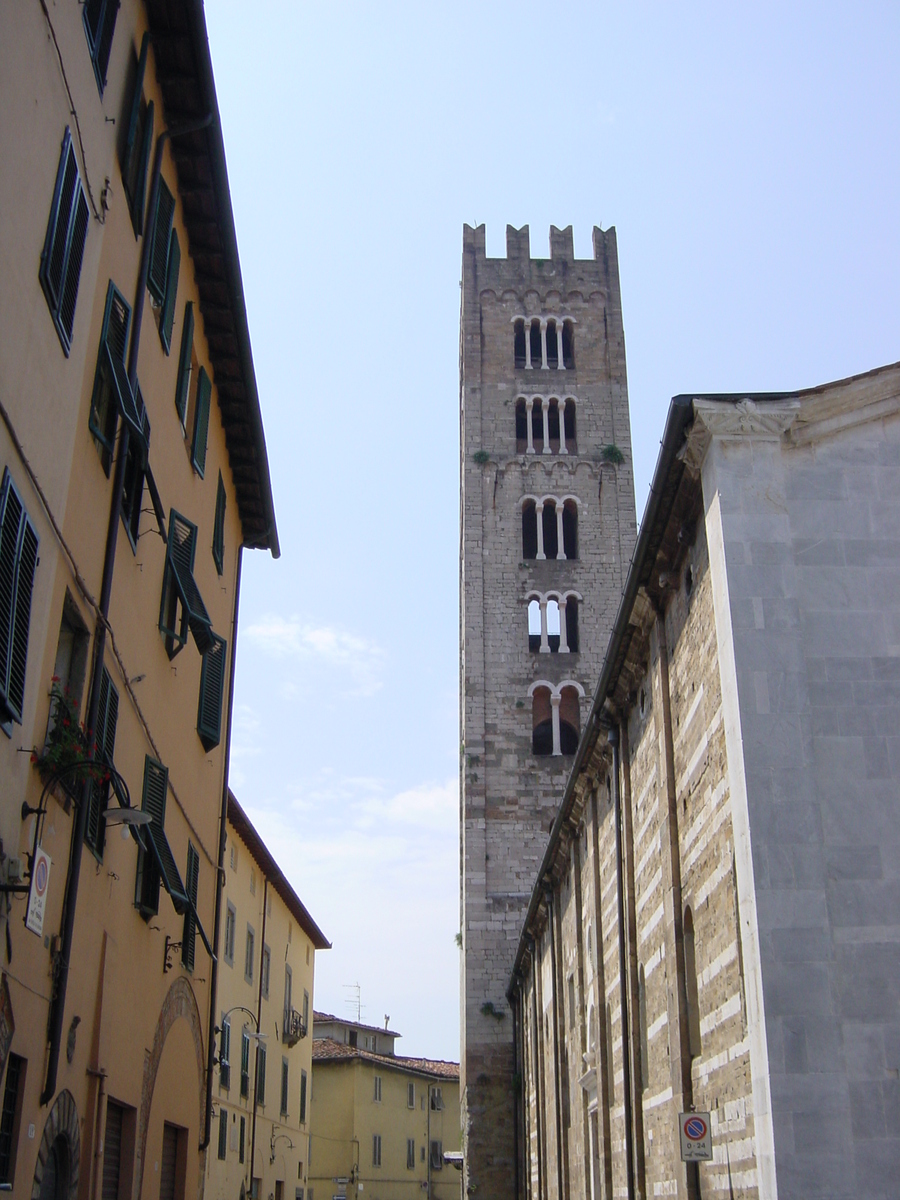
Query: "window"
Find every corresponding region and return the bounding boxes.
[147,180,181,352]
[430,1087,443,1111]
[256,1044,267,1105]
[283,965,292,1028]
[684,907,702,1058]
[83,0,119,94]
[520,495,578,560]
[281,1059,289,1116]
[515,397,577,456]
[406,1139,415,1170]
[198,634,227,752]
[120,33,154,235]
[217,1107,227,1160]
[527,593,579,654]
[0,471,39,727]
[373,1075,381,1103]
[159,510,213,659]
[529,681,583,757]
[47,598,89,781]
[102,1100,132,1200]
[240,1030,250,1099]
[40,129,89,355]
[299,1070,307,1124]
[372,1135,381,1168]
[120,389,150,547]
[0,1053,25,1185]
[182,843,200,970]
[219,1017,231,1090]
[174,303,194,427]
[430,1141,443,1170]
[134,756,189,919]
[190,367,212,476]
[212,473,226,575]
[85,666,118,857]
[245,926,255,985]
[513,317,572,370]
[88,283,131,472]
[302,990,309,1032]
[239,1116,245,1164]
[407,1082,415,1109]
[224,903,236,966]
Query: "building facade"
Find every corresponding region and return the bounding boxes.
[0,3,277,1197]
[206,794,329,1200]
[509,365,900,1200]
[459,224,636,1196]
[309,1014,460,1200]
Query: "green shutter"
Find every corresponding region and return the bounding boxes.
[83,0,120,94]
[136,756,167,917]
[148,180,175,303]
[191,368,211,477]
[197,634,226,752]
[86,665,118,855]
[174,302,194,424]
[122,35,153,235]
[0,471,39,726]
[159,229,180,353]
[212,473,226,575]
[182,842,199,970]
[40,130,90,356]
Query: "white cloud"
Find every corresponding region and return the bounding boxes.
[243,614,386,696]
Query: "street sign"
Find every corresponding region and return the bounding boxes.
[679,1112,712,1162]
[25,848,51,938]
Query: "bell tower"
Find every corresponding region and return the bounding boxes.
[459,224,636,1197]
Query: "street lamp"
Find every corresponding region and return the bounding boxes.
[214,1005,267,1196]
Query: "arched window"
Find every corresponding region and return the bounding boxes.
[515,399,528,452]
[684,906,702,1059]
[559,685,580,754]
[514,318,526,368]
[547,400,561,452]
[532,401,544,452]
[529,320,542,369]
[546,598,561,651]
[527,599,542,651]
[532,685,552,756]
[562,500,578,559]
[527,593,579,653]
[542,501,558,559]
[522,501,538,559]
[562,319,575,369]
[563,399,576,452]
[565,596,579,652]
[547,320,560,369]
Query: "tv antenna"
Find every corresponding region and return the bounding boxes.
[342,982,363,1023]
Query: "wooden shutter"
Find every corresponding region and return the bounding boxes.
[212,473,226,575]
[299,1070,307,1124]
[159,1124,178,1200]
[0,472,39,725]
[148,180,175,302]
[191,367,212,476]
[101,1101,124,1200]
[159,230,180,353]
[174,303,194,423]
[217,1108,227,1161]
[197,635,226,751]
[182,843,199,970]
[85,666,118,854]
[136,757,167,917]
[256,1045,266,1105]
[40,130,89,355]
[280,1059,289,1115]
[122,34,152,231]
[83,0,120,94]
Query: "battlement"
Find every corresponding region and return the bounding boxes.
[462,223,616,264]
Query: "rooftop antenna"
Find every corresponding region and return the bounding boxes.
[342,982,363,1023]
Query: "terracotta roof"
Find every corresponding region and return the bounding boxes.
[227,792,330,950]
[313,1011,401,1038]
[312,1038,459,1081]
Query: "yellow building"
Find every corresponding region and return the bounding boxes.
[0,2,277,1196]
[309,1015,460,1200]
[207,794,329,1200]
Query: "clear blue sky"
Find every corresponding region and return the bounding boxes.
[205,0,900,1060]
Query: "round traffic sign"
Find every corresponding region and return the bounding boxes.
[34,857,49,897]
[684,1117,707,1141]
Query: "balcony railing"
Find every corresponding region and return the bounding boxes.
[283,1008,307,1047]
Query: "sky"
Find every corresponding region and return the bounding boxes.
[203,0,900,1060]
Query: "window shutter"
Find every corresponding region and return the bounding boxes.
[83,0,120,94]
[197,635,226,752]
[0,471,39,726]
[105,285,131,364]
[148,180,175,303]
[182,842,199,970]
[136,756,167,917]
[174,303,194,424]
[86,666,118,854]
[159,230,180,353]
[122,35,153,235]
[191,368,211,477]
[122,34,148,174]
[40,131,90,356]
[212,473,226,575]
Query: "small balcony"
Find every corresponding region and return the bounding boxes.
[282,1008,307,1048]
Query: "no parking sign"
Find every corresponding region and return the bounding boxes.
[679,1112,712,1162]
[25,847,51,938]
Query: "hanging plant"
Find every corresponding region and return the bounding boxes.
[31,680,108,790]
[600,443,625,465]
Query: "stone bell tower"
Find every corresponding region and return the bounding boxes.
[459,224,636,1197]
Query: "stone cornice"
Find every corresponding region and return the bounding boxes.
[678,398,801,475]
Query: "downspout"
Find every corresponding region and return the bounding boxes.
[250,874,269,1194]
[620,721,647,1198]
[609,727,635,1200]
[546,890,565,1200]
[511,986,521,1200]
[202,544,243,1149]
[529,942,544,1200]
[40,110,212,1108]
[589,787,614,1200]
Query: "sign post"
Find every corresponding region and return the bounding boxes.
[678,1112,712,1162]
[25,847,51,938]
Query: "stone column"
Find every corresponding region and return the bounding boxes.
[536,503,546,560]
[559,321,567,369]
[551,693,562,756]
[556,504,566,559]
[526,398,535,454]
[539,600,549,653]
[558,598,569,653]
[559,401,569,455]
[542,399,551,455]
[540,320,549,370]
[525,320,533,369]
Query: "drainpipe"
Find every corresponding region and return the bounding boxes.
[250,875,269,1196]
[40,110,213,1108]
[511,985,521,1200]
[202,545,243,1148]
[545,889,565,1200]
[529,940,544,1200]
[609,726,635,1200]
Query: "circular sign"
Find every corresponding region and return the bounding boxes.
[684,1117,708,1141]
[34,857,49,897]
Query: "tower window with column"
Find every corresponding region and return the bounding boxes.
[515,397,577,455]
[513,317,574,370]
[529,680,584,756]
[527,592,580,653]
